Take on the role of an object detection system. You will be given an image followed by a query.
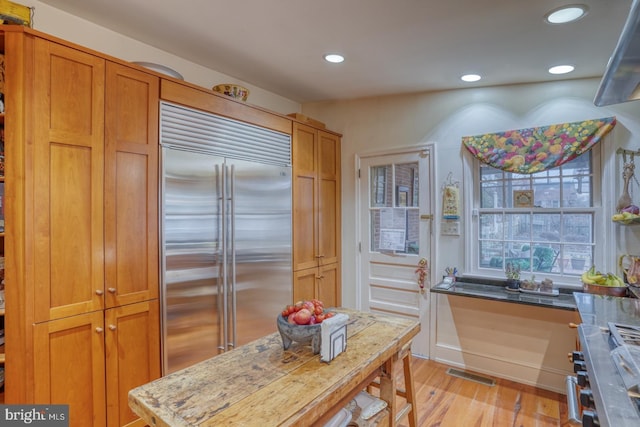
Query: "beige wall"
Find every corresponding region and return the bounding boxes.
[29,1,301,115]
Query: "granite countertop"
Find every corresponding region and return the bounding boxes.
[431,276,577,311]
[574,291,640,327]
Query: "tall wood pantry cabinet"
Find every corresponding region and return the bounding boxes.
[292,122,342,307]
[3,26,160,427]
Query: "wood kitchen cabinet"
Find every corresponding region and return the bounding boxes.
[3,26,160,427]
[292,122,341,306]
[293,263,341,307]
[33,300,159,427]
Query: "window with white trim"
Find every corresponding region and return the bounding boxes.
[471,147,602,286]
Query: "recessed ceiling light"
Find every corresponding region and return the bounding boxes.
[324,54,345,63]
[548,65,575,75]
[545,5,588,24]
[461,74,481,82]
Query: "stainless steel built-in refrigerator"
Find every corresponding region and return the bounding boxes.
[160,102,292,374]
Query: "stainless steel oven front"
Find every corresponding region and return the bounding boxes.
[566,323,640,426]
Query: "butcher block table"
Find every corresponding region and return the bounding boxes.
[129,308,420,427]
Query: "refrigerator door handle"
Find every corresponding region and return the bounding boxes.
[229,164,237,349]
[220,163,229,352]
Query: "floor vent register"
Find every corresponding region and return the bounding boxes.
[446,368,496,386]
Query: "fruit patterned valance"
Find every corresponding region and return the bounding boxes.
[462,116,617,174]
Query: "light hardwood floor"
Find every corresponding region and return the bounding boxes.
[393,358,570,427]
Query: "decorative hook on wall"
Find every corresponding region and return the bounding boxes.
[442,171,459,191]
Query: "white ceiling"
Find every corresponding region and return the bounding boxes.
[38,0,634,103]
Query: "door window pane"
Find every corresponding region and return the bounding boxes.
[370,166,391,207]
[369,162,420,254]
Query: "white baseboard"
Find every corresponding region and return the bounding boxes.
[433,343,571,394]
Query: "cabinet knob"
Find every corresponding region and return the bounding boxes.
[108,325,116,331]
[95,327,103,333]
[579,389,595,408]
[569,322,579,329]
[108,287,117,294]
[582,410,598,427]
[577,371,590,387]
[95,290,104,296]
[316,275,324,280]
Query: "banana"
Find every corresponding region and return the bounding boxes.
[582,265,628,287]
[581,266,603,285]
[605,275,613,287]
[612,274,626,287]
[582,265,608,285]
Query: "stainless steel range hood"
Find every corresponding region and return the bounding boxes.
[594,0,640,106]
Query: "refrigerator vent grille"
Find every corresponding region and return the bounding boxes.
[160,102,291,166]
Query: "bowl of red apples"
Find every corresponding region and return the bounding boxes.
[277,299,335,354]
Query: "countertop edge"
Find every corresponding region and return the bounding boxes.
[431,279,577,311]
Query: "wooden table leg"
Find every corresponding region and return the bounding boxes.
[368,342,418,427]
[379,358,397,426]
[402,351,417,427]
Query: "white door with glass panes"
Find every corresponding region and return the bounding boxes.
[358,148,433,357]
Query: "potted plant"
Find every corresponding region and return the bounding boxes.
[505,262,521,290]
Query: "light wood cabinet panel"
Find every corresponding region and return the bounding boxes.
[293,268,317,303]
[292,122,341,305]
[105,300,160,427]
[33,311,107,427]
[104,62,159,308]
[293,263,340,308]
[31,301,160,427]
[292,123,318,271]
[318,131,341,267]
[318,263,340,308]
[32,38,106,323]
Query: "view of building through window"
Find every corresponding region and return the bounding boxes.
[369,162,420,254]
[478,151,594,278]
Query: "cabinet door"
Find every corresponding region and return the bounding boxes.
[104,62,159,308]
[318,131,341,266]
[318,263,340,307]
[105,299,160,427]
[33,311,106,427]
[32,39,106,322]
[293,267,317,303]
[292,123,318,271]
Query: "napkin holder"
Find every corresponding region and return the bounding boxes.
[320,313,348,363]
